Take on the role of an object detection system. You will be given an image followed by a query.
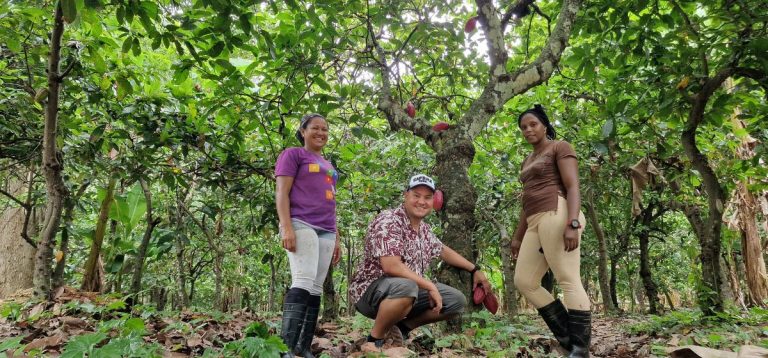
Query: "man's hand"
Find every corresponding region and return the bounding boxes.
[563,227,579,252]
[427,283,443,313]
[281,228,296,252]
[473,270,492,294]
[510,239,522,259]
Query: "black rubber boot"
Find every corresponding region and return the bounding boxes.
[280,288,310,358]
[567,309,591,358]
[537,299,571,353]
[294,295,321,358]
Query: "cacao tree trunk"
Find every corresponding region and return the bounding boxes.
[681,204,724,315]
[130,178,159,297]
[585,190,616,312]
[267,253,276,312]
[723,251,745,309]
[637,201,661,314]
[346,239,355,316]
[433,139,477,329]
[181,203,223,310]
[736,180,768,306]
[34,2,69,300]
[609,258,619,310]
[678,69,742,315]
[53,181,89,289]
[174,198,188,309]
[82,176,116,292]
[638,230,659,314]
[498,220,518,314]
[321,265,338,322]
[725,80,768,307]
[0,176,38,298]
[152,286,167,310]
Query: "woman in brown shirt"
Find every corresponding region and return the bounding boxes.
[510,105,591,357]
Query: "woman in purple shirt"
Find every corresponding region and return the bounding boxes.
[275,113,340,358]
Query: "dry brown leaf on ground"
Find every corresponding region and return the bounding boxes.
[27,303,46,318]
[313,337,333,351]
[737,346,768,358]
[360,341,381,354]
[23,333,65,353]
[669,333,683,346]
[185,334,203,348]
[668,345,738,358]
[382,346,416,357]
[60,316,87,330]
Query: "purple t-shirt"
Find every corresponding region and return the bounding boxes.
[275,147,338,232]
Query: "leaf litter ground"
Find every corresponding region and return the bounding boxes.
[1,288,766,357]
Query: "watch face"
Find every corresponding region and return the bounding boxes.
[570,219,580,228]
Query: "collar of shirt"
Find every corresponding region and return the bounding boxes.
[393,204,428,236]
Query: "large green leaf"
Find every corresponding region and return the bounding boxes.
[109,183,147,237]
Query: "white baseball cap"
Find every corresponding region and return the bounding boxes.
[407,174,436,192]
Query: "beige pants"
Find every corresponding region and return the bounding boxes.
[514,196,591,310]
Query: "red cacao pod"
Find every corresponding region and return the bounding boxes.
[464,16,478,33]
[406,102,416,118]
[433,189,444,211]
[484,290,499,314]
[432,122,450,132]
[473,284,486,305]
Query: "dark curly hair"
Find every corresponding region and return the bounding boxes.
[517,104,556,140]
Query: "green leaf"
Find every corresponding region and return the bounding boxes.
[61,332,108,358]
[0,337,24,353]
[116,77,133,99]
[90,50,107,73]
[239,13,252,35]
[123,318,147,335]
[208,40,225,57]
[601,119,614,139]
[314,76,331,91]
[5,37,20,53]
[109,183,147,236]
[121,36,133,54]
[61,0,78,23]
[131,37,141,56]
[244,322,269,338]
[106,254,124,273]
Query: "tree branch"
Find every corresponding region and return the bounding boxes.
[500,0,535,31]
[366,13,432,139]
[467,0,581,138]
[734,67,768,90]
[0,188,29,209]
[680,67,734,232]
[57,59,77,81]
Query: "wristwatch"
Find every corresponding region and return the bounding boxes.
[569,219,581,230]
[469,264,481,275]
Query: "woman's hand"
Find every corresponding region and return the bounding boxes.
[332,238,341,265]
[563,227,579,252]
[510,239,522,259]
[281,228,297,252]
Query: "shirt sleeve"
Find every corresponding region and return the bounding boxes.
[554,141,577,162]
[275,148,299,177]
[369,212,405,258]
